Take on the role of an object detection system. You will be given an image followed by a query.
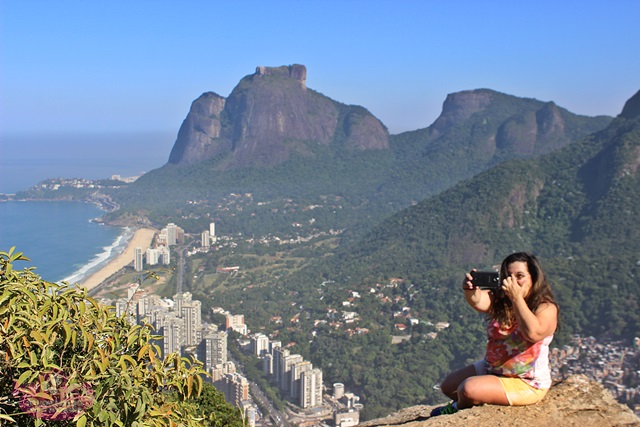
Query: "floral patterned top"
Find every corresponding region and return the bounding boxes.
[484,319,553,389]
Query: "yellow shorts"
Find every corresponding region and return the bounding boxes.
[498,377,549,406]
[473,360,549,406]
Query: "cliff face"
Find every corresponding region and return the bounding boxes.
[168,92,227,166]
[168,64,389,169]
[360,375,640,427]
[620,89,640,119]
[427,89,579,159]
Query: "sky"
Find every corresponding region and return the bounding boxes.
[1,0,639,192]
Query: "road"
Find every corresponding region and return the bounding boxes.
[249,382,292,427]
[175,246,187,294]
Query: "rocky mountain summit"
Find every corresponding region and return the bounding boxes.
[360,375,640,427]
[168,64,389,168]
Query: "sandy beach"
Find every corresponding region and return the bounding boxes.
[80,227,157,291]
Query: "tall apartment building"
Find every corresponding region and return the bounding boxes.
[201,230,210,248]
[134,247,143,271]
[270,340,282,354]
[158,223,185,247]
[197,331,227,375]
[291,360,313,399]
[217,373,249,408]
[210,361,237,382]
[273,347,290,384]
[281,354,303,393]
[164,223,184,246]
[156,312,183,358]
[250,333,269,357]
[300,368,323,409]
[136,294,164,324]
[209,222,216,242]
[157,245,170,265]
[263,353,274,375]
[175,293,202,346]
[225,313,247,335]
[146,248,160,266]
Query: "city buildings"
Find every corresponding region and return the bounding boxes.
[201,230,210,248]
[134,247,143,272]
[226,313,248,335]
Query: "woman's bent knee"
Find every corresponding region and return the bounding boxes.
[439,365,478,399]
[457,375,509,407]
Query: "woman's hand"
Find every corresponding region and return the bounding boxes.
[463,269,491,313]
[501,273,532,302]
[462,270,478,291]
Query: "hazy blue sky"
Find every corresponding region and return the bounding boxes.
[1,0,639,191]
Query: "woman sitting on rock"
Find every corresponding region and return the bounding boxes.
[431,252,559,416]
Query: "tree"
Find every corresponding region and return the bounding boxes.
[188,383,245,427]
[0,247,234,426]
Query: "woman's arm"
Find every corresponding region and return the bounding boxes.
[512,299,558,342]
[502,274,558,342]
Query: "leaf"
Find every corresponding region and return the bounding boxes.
[30,329,45,344]
[34,391,54,401]
[16,370,33,387]
[137,344,149,361]
[0,414,16,423]
[63,322,73,346]
[76,414,87,427]
[187,375,193,398]
[29,350,38,366]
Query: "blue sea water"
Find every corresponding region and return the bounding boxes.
[0,201,130,283]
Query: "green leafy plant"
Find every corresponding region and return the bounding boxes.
[0,247,210,426]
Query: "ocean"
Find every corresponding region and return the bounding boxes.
[0,200,130,283]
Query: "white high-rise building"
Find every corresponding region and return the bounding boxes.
[273,347,289,384]
[300,368,323,408]
[161,223,184,246]
[201,230,210,248]
[182,300,202,346]
[166,223,178,246]
[146,248,160,266]
[170,292,202,346]
[209,222,216,239]
[156,313,183,358]
[291,360,313,399]
[281,354,303,392]
[250,333,269,357]
[134,247,143,271]
[198,331,227,374]
[157,245,170,265]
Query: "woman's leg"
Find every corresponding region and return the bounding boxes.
[457,375,509,409]
[439,364,478,401]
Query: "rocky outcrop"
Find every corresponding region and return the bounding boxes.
[495,101,567,155]
[360,375,640,427]
[429,90,495,137]
[620,90,640,119]
[167,65,389,169]
[255,64,307,87]
[168,92,227,166]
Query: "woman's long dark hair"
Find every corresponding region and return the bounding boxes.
[490,252,558,328]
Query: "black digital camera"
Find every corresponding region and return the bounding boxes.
[470,271,500,290]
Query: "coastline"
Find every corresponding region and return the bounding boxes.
[78,228,157,292]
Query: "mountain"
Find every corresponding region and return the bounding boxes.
[316,89,640,339]
[167,64,389,169]
[383,89,611,205]
[112,65,610,233]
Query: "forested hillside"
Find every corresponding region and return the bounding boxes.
[180,91,639,420]
[320,90,640,340]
